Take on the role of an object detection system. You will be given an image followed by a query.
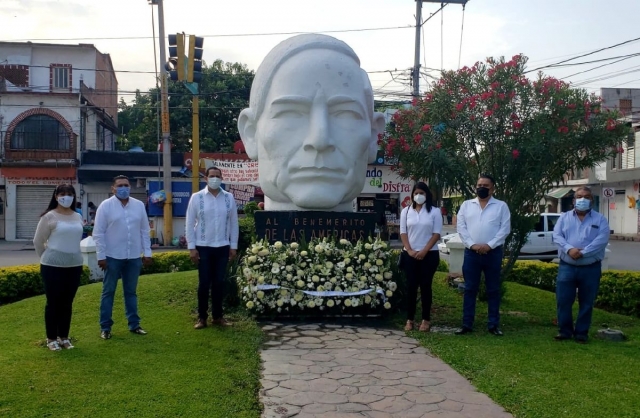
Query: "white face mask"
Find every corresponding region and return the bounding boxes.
[57,196,74,208]
[208,177,222,190]
[413,194,426,205]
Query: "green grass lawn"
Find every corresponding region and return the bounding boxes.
[0,271,263,418]
[402,273,640,418]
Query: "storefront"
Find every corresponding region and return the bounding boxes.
[2,166,77,241]
[357,166,412,241]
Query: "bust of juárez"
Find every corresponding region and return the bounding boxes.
[238,34,385,211]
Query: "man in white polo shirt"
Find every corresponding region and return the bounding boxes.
[455,174,511,336]
[186,166,239,329]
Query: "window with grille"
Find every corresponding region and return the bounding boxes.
[52,66,70,89]
[11,115,70,150]
[619,99,632,115]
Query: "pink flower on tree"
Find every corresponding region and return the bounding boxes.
[512,149,520,159]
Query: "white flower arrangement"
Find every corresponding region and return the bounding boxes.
[237,238,396,315]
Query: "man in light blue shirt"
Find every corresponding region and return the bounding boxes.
[552,186,609,343]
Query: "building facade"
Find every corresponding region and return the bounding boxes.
[0,42,118,240]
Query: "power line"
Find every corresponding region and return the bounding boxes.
[561,55,640,79]
[525,36,640,74]
[0,25,414,43]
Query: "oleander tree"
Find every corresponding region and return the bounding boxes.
[382,54,631,274]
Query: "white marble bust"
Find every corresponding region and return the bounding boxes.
[238,34,386,211]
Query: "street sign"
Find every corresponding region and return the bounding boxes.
[603,187,615,199]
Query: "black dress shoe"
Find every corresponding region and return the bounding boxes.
[488,327,504,336]
[130,327,148,335]
[455,327,473,335]
[574,337,588,344]
[554,334,572,341]
[100,331,112,340]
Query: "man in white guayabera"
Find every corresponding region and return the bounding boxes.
[238,34,386,211]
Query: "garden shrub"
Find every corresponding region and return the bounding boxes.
[0,265,90,305]
[505,261,640,318]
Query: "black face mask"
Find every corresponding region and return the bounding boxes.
[476,187,490,199]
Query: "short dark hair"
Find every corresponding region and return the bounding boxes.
[574,186,593,196]
[479,173,495,186]
[113,175,130,185]
[205,166,222,177]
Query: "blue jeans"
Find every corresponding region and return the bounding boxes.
[100,257,143,331]
[461,247,503,329]
[556,260,601,340]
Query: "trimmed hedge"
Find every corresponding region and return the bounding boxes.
[506,261,640,318]
[0,265,91,306]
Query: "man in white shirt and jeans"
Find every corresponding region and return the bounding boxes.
[186,167,239,329]
[456,174,511,336]
[93,175,153,340]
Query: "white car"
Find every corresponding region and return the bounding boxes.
[438,213,561,261]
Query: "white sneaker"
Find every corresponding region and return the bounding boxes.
[58,338,74,349]
[47,340,61,351]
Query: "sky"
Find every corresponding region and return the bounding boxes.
[1,0,640,104]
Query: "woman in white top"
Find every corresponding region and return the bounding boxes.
[399,182,442,332]
[33,184,84,351]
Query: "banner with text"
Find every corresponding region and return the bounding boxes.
[227,184,255,210]
[203,159,259,185]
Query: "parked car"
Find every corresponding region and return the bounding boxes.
[438,213,562,261]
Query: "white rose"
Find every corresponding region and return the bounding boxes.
[276,299,284,307]
[330,278,337,284]
[286,274,293,280]
[296,280,305,288]
[376,259,384,266]
[248,256,257,264]
[364,295,372,304]
[307,301,316,308]
[326,299,335,307]
[388,282,397,291]
[243,268,252,277]
[339,239,349,245]
[294,293,303,301]
[344,299,352,307]
[345,273,353,280]
[271,279,279,285]
[315,245,324,253]
[290,242,299,250]
[285,265,293,272]
[297,270,305,277]
[258,276,265,284]
[280,289,288,296]
[274,241,283,249]
[375,274,383,282]
[383,272,393,279]
[246,301,254,309]
[385,290,393,297]
[365,243,372,250]
[314,298,323,306]
[344,257,351,264]
[257,291,265,299]
[358,254,366,260]
[300,250,308,257]
[251,247,260,254]
[360,276,367,282]
[258,249,269,257]
[291,300,297,306]
[312,275,320,283]
[364,262,372,269]
[384,302,391,309]
[325,261,334,269]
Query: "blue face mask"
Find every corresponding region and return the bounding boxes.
[575,198,591,211]
[115,187,130,199]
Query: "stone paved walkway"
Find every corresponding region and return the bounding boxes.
[259,322,513,418]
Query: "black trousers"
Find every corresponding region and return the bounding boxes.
[196,245,230,320]
[41,264,82,340]
[405,251,440,321]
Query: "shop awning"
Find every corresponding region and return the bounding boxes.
[546,187,574,199]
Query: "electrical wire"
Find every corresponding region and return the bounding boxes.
[458,4,466,69]
[525,36,640,73]
[561,54,640,79]
[1,25,414,43]
[440,2,444,71]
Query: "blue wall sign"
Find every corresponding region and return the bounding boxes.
[148,181,209,217]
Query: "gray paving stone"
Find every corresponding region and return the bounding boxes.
[258,322,513,418]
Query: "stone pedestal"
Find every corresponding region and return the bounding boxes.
[80,236,104,282]
[597,328,625,341]
[446,235,465,276]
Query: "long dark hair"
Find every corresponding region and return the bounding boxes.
[41,184,77,216]
[411,182,433,213]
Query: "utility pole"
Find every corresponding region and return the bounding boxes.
[155,0,173,245]
[413,0,423,98]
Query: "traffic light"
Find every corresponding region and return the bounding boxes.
[187,35,204,83]
[166,33,185,81]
